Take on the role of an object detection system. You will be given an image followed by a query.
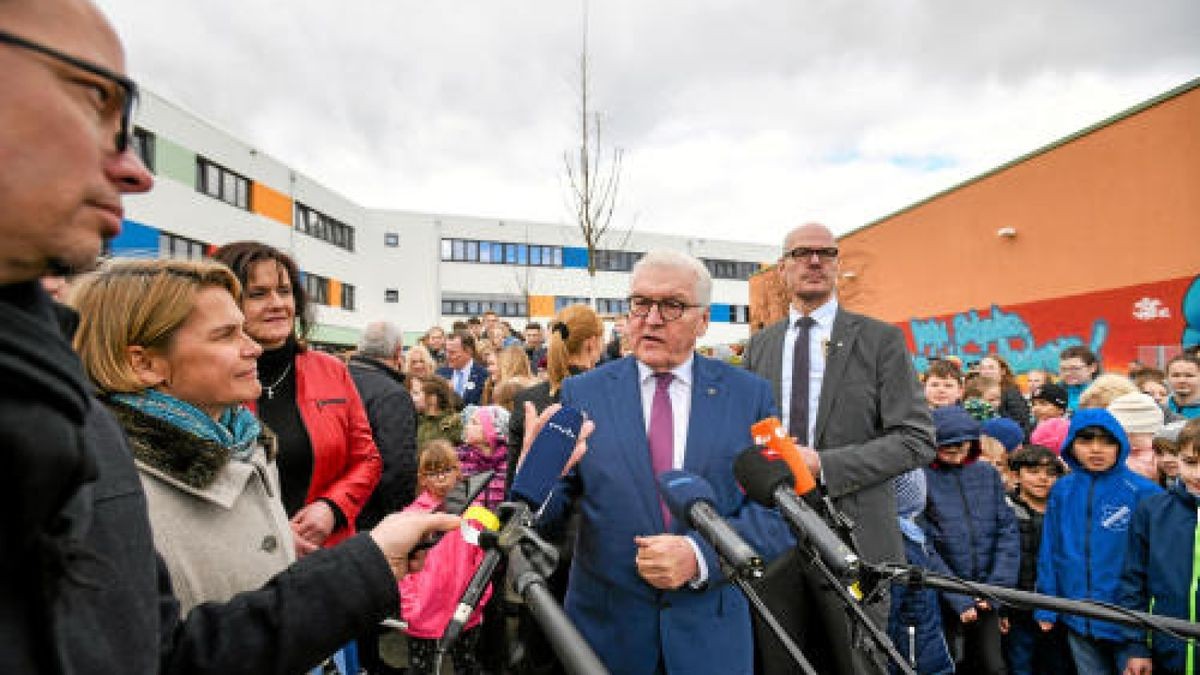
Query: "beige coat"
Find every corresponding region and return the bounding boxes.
[137,445,295,613]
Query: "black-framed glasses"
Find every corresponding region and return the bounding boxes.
[782,246,839,263]
[0,28,137,152]
[628,295,700,322]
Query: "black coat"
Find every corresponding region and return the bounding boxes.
[348,355,419,528]
[1,282,402,674]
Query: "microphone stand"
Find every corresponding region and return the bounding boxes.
[870,563,1200,641]
[722,560,818,675]
[490,502,609,675]
[787,522,919,675]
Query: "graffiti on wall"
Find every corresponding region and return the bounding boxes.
[903,274,1198,374]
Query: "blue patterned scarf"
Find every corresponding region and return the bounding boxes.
[110,389,262,461]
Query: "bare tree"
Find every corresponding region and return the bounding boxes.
[564,0,623,287]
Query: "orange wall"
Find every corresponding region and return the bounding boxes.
[839,82,1200,323]
[528,295,556,318]
[328,279,342,309]
[251,182,293,226]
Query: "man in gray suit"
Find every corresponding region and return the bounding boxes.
[745,222,935,674]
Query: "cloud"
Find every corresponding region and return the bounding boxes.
[97,0,1200,244]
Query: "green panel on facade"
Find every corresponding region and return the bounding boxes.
[308,323,362,347]
[155,136,197,185]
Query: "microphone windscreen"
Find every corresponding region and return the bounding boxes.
[751,417,817,495]
[733,447,794,507]
[510,405,584,505]
[657,470,716,525]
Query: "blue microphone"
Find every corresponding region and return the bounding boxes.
[657,470,764,580]
[510,405,585,509]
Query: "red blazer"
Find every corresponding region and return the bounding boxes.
[254,349,381,547]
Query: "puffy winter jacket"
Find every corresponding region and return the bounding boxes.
[1117,481,1200,673]
[924,458,1021,614]
[1034,409,1162,641]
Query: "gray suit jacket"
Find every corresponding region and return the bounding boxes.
[744,307,935,564]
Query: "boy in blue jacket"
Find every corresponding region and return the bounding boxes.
[924,406,1020,674]
[1035,408,1162,674]
[1118,417,1200,675]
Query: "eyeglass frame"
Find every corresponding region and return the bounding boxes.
[627,295,701,322]
[781,246,839,263]
[0,28,137,153]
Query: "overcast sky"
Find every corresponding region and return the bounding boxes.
[97,1,1199,245]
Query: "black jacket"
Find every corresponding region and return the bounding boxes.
[348,355,419,528]
[1,282,401,674]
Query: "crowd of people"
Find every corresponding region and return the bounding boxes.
[4,1,1200,674]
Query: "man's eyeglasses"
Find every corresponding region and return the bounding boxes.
[628,295,700,322]
[782,246,839,263]
[0,28,137,153]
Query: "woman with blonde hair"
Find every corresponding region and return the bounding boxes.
[405,343,437,380]
[1078,373,1139,410]
[71,259,291,612]
[482,345,536,408]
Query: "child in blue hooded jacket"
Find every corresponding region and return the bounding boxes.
[924,405,1020,674]
[1035,408,1162,674]
[1117,417,1200,675]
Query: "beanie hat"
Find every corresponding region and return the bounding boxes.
[981,417,1024,453]
[1031,382,1069,410]
[1156,420,1187,444]
[463,404,512,452]
[932,405,981,447]
[1030,417,1070,454]
[893,468,927,520]
[1107,392,1165,435]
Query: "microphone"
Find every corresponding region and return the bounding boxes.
[510,405,585,511]
[750,417,818,499]
[657,470,764,580]
[438,506,501,653]
[733,448,860,581]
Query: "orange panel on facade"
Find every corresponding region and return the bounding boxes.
[251,182,293,226]
[328,279,342,309]
[528,295,555,318]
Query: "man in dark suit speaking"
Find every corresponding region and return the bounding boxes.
[436,330,489,407]
[745,223,935,674]
[540,250,793,674]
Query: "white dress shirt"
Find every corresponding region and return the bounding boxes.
[780,298,838,446]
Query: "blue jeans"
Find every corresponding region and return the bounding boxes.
[1066,629,1121,675]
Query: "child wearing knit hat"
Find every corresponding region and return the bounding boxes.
[1107,392,1165,481]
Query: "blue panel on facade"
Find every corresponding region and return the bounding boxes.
[709,303,732,323]
[562,246,589,269]
[109,219,159,257]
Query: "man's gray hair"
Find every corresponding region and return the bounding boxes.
[358,321,404,359]
[631,250,713,306]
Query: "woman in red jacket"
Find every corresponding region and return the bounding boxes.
[214,242,380,555]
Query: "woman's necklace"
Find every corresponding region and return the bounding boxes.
[262,362,293,400]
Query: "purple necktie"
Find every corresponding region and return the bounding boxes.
[649,372,675,529]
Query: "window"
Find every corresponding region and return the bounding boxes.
[132,127,155,173]
[442,295,528,317]
[729,305,751,324]
[158,231,208,260]
[438,238,564,267]
[294,202,356,252]
[702,258,760,280]
[595,297,630,316]
[593,249,642,272]
[301,272,329,306]
[341,284,356,311]
[555,296,590,312]
[196,157,250,210]
[385,289,399,303]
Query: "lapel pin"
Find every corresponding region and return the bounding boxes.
[707,387,718,396]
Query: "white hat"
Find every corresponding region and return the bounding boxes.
[1107,392,1165,435]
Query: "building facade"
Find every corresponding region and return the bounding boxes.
[113,90,775,347]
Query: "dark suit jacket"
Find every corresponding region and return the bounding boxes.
[544,355,794,674]
[745,307,935,673]
[436,361,489,407]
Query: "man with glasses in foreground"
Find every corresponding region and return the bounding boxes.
[533,250,793,673]
[0,1,457,672]
[745,223,935,674]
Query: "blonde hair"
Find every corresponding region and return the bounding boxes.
[70,259,241,393]
[1078,373,1138,409]
[547,304,604,395]
[405,344,436,376]
[498,345,533,381]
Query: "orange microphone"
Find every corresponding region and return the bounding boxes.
[750,417,817,496]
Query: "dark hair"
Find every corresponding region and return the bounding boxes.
[980,354,1018,390]
[1167,353,1200,373]
[1008,444,1064,474]
[451,320,468,332]
[924,359,963,382]
[1179,418,1200,455]
[448,330,476,357]
[525,321,542,331]
[1060,346,1098,367]
[466,317,482,326]
[1074,425,1119,444]
[1132,368,1167,388]
[211,241,313,342]
[415,374,459,413]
